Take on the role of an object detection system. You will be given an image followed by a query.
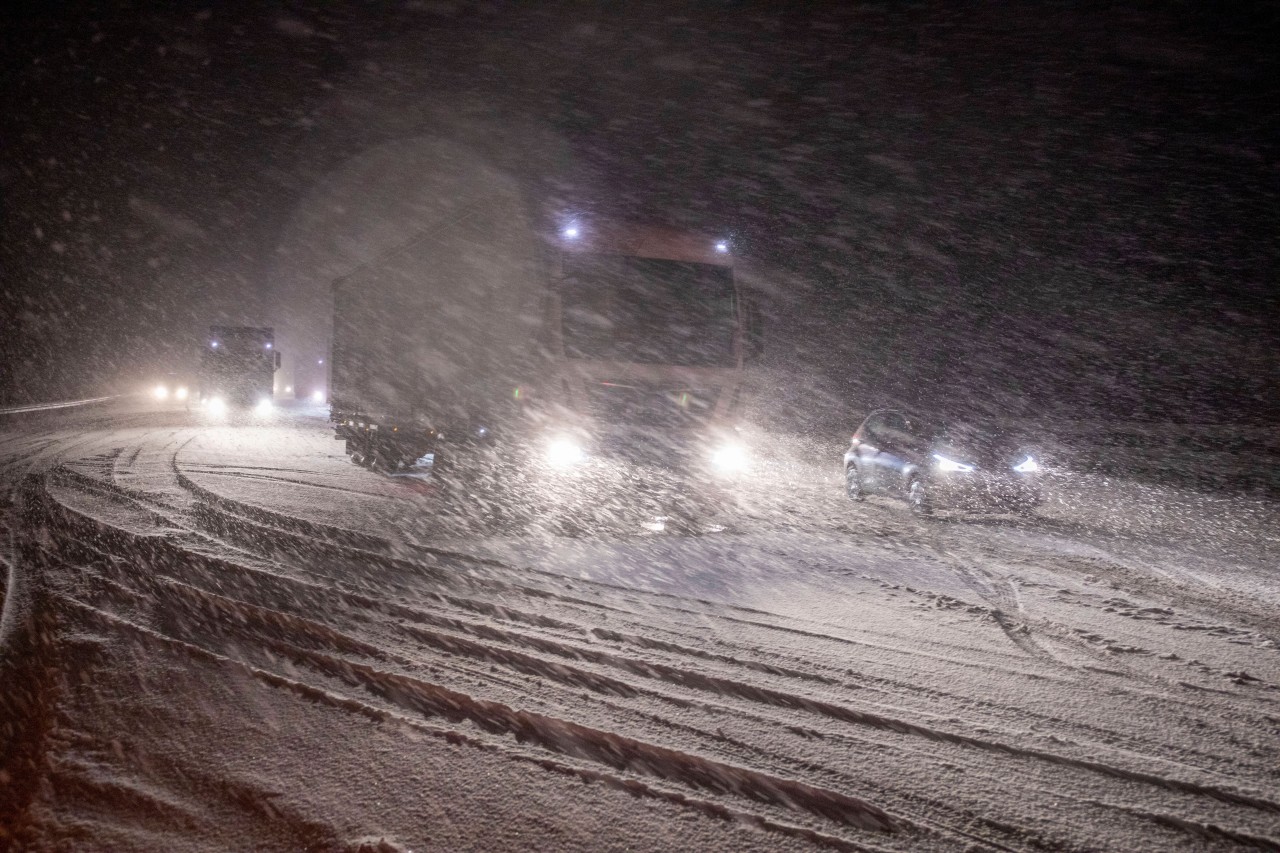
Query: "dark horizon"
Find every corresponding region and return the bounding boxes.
[2,0,1277,424]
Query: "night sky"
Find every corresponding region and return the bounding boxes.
[2,1,1276,425]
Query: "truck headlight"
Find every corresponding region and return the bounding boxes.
[710,442,749,474]
[175,386,188,400]
[255,398,273,415]
[154,385,169,400]
[206,396,227,415]
[1013,455,1039,473]
[546,437,587,468]
[932,453,975,473]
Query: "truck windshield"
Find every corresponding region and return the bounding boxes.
[203,342,272,372]
[560,255,736,367]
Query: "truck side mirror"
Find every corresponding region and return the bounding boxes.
[274,351,281,369]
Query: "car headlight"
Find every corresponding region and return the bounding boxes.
[932,453,975,473]
[546,437,587,468]
[710,442,749,474]
[154,385,169,400]
[1013,455,1039,473]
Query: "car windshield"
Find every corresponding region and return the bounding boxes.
[927,421,1044,470]
[560,254,737,367]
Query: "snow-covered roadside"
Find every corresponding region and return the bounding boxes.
[2,399,1278,851]
[0,394,125,417]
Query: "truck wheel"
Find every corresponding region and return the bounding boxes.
[344,439,366,467]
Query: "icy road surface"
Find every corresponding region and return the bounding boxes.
[2,400,1278,852]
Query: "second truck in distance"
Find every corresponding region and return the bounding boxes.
[199,326,279,412]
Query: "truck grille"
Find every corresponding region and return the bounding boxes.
[584,383,719,428]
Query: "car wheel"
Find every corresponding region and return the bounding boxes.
[908,477,933,516]
[845,464,865,502]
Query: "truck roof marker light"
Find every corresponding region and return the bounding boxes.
[265,342,272,349]
[562,224,580,239]
[211,341,218,348]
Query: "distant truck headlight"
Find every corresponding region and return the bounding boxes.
[546,437,587,468]
[710,442,749,474]
[154,385,169,400]
[1013,455,1039,473]
[175,386,188,400]
[932,453,975,473]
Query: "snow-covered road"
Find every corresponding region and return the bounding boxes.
[2,400,1277,851]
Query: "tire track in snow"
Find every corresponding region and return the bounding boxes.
[920,529,1070,667]
[37,464,917,844]
[176,465,1106,692]
[64,450,1280,758]
[159,456,1280,800]
[1,423,186,845]
[922,531,1280,712]
[39,467,1280,845]
[920,530,1269,704]
[67,559,1057,853]
[35,467,1060,851]
[72,458,1280,809]
[49,595,899,853]
[22,424,1280,851]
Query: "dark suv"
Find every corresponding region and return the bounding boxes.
[843,410,1043,515]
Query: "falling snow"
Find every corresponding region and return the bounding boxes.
[2,2,1278,850]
